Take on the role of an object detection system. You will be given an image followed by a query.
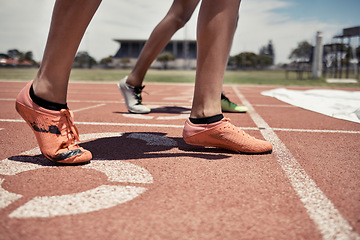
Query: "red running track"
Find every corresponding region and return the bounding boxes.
[0,80,359,240]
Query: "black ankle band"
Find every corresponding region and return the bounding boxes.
[189,114,224,124]
[29,85,67,111]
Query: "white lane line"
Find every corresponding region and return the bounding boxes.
[0,119,24,123]
[233,86,360,240]
[0,98,16,101]
[72,103,106,113]
[253,104,295,108]
[70,100,123,103]
[0,80,196,86]
[0,98,192,106]
[75,121,184,128]
[0,119,184,128]
[1,118,360,134]
[122,114,154,120]
[272,128,360,134]
[157,114,189,120]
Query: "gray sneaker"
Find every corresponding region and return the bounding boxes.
[118,76,151,114]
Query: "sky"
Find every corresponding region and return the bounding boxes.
[0,0,359,64]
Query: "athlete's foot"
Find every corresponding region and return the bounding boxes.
[183,117,272,154]
[118,76,151,114]
[15,81,92,164]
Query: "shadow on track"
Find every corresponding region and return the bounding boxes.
[8,132,233,166]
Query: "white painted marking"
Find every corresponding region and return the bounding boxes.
[0,178,22,208]
[9,185,146,218]
[0,119,183,128]
[272,128,360,134]
[0,132,156,218]
[0,98,16,101]
[0,147,50,176]
[0,119,25,123]
[1,118,359,134]
[163,96,192,101]
[0,128,3,131]
[148,103,192,107]
[0,98,192,107]
[75,121,184,128]
[71,100,123,103]
[253,104,295,108]
[126,133,177,147]
[72,103,106,113]
[232,86,360,240]
[122,114,154,120]
[156,114,189,120]
[83,160,153,184]
[79,132,123,142]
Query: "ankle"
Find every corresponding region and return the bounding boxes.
[126,74,143,88]
[32,75,68,104]
[189,114,224,124]
[30,84,67,111]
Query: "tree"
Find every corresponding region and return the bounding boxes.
[120,58,131,68]
[21,51,38,66]
[289,41,313,63]
[7,49,23,59]
[257,55,273,68]
[5,49,37,66]
[73,51,97,68]
[157,52,175,69]
[100,55,113,65]
[100,55,114,68]
[231,52,258,69]
[259,40,275,65]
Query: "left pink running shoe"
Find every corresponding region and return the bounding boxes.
[15,81,92,164]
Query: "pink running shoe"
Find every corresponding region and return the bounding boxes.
[15,81,92,164]
[183,117,272,154]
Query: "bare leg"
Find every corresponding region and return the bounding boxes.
[183,0,272,154]
[15,0,102,164]
[190,0,241,118]
[126,0,200,87]
[32,0,102,104]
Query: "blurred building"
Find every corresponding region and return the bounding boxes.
[112,39,197,69]
[324,26,360,79]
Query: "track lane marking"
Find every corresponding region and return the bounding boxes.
[232,86,360,240]
[253,104,295,107]
[72,103,106,113]
[0,98,192,106]
[1,118,360,134]
[1,132,156,218]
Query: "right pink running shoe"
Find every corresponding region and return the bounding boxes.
[183,117,272,154]
[15,81,92,164]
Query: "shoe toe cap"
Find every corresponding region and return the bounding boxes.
[48,148,92,165]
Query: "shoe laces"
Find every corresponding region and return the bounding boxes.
[133,85,147,105]
[222,117,253,139]
[60,109,80,144]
